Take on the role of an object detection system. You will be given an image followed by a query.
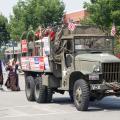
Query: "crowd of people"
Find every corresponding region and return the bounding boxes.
[0,58,20,91]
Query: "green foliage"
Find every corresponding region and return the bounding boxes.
[84,0,120,32]
[9,0,65,40]
[0,14,10,46]
[84,0,120,54]
[9,0,26,40]
[80,17,95,25]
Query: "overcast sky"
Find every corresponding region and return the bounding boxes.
[0,0,90,18]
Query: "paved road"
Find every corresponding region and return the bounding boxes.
[0,75,120,120]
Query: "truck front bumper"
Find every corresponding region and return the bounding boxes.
[90,82,120,91]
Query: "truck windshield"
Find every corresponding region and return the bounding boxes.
[75,37,113,52]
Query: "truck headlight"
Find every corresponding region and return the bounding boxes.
[93,65,101,73]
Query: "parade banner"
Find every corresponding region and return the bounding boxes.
[39,57,44,71]
[29,56,45,71]
[21,57,30,70]
[34,57,41,70]
[21,39,28,53]
[29,57,35,70]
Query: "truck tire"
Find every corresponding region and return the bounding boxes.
[46,87,53,103]
[25,76,35,101]
[73,79,89,111]
[34,77,46,103]
[69,90,73,101]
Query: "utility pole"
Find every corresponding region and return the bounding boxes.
[12,40,15,58]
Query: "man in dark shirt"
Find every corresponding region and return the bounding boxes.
[0,60,3,90]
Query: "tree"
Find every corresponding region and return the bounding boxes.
[0,14,10,46]
[9,0,26,40]
[9,0,65,40]
[84,0,120,33]
[84,0,120,54]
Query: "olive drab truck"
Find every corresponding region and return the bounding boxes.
[21,25,120,111]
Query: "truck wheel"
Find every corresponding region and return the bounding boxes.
[46,87,53,103]
[34,77,46,103]
[25,76,35,101]
[73,79,89,111]
[69,90,73,101]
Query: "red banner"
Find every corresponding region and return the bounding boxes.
[21,39,28,53]
[39,57,44,70]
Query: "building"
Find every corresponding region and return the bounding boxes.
[4,43,21,62]
[64,10,88,24]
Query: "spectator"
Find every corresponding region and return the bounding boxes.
[5,58,20,91]
[0,60,3,90]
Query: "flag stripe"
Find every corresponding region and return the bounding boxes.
[68,22,76,31]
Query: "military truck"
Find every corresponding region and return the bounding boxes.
[21,25,120,111]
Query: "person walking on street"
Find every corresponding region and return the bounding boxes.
[0,60,4,90]
[5,58,20,91]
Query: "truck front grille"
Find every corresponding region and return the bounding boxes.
[102,63,120,83]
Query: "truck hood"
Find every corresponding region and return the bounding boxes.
[75,53,120,63]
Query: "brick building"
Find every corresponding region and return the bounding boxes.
[64,10,88,24]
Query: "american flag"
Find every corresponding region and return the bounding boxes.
[111,23,116,36]
[68,21,76,31]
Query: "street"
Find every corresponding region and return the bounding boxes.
[0,74,120,120]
